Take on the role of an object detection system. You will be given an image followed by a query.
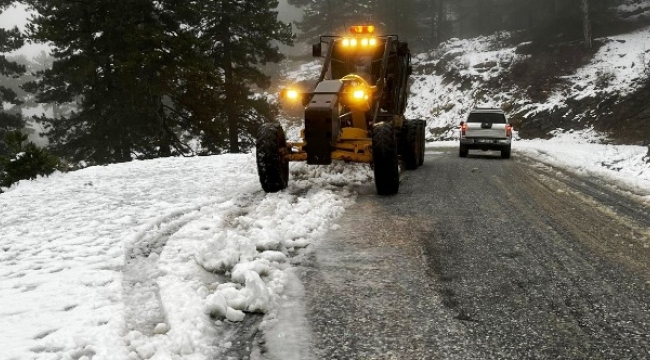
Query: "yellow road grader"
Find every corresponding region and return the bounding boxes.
[256,25,425,195]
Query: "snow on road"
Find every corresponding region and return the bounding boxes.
[2,139,649,359]
[518,141,650,201]
[0,154,371,359]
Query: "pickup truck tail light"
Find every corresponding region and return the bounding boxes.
[506,125,512,137]
[461,124,467,136]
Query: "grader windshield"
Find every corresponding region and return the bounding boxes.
[328,34,386,86]
[309,25,410,116]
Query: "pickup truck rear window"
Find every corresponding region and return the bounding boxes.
[467,113,506,123]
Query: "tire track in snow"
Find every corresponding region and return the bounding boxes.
[121,162,372,359]
[122,200,227,337]
[121,192,278,359]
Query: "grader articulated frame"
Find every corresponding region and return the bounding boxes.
[256,25,425,195]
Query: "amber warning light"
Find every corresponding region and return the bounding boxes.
[350,25,375,35]
[342,25,378,48]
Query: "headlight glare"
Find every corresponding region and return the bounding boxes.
[353,89,366,100]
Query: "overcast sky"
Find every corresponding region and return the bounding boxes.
[0,3,48,57]
[0,2,29,29]
[278,0,302,24]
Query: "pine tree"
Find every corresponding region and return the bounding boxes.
[24,0,225,164]
[197,0,293,153]
[25,0,292,161]
[25,0,160,163]
[0,1,27,157]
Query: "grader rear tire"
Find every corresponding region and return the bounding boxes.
[373,123,399,195]
[417,120,426,167]
[401,120,419,170]
[256,123,289,193]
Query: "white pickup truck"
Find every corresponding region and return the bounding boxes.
[459,108,512,159]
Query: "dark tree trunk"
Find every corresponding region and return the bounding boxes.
[478,0,489,35]
[581,0,592,49]
[224,54,239,154]
[220,0,240,154]
[435,0,444,45]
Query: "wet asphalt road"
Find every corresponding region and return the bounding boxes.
[299,147,650,359]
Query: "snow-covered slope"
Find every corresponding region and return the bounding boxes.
[407,32,522,138]
[619,0,650,21]
[407,26,650,141]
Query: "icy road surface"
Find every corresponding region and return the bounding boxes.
[299,146,650,359]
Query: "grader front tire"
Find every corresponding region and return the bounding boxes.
[256,123,289,193]
[372,123,400,195]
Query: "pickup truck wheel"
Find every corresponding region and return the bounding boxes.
[373,123,399,195]
[256,123,289,193]
[401,120,419,170]
[459,145,469,158]
[417,120,425,166]
[501,145,511,159]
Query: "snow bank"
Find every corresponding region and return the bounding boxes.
[0,153,372,359]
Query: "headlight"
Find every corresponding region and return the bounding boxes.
[341,74,375,110]
[341,36,377,48]
[352,89,367,100]
[280,88,302,101]
[286,89,299,100]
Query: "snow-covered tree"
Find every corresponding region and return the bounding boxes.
[0,130,59,192]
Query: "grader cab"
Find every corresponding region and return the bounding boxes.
[256,25,425,195]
